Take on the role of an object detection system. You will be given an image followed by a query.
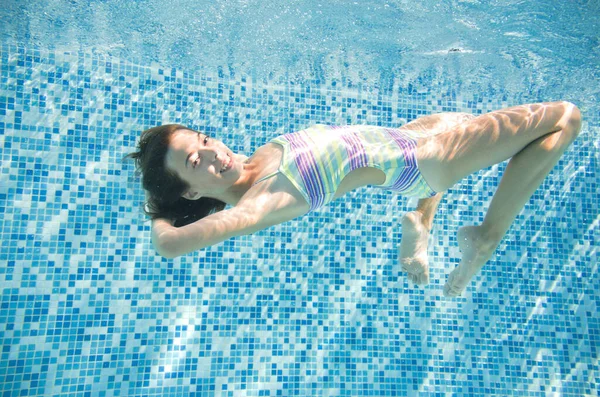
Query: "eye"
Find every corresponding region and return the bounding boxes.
[192,153,201,168]
[203,136,210,145]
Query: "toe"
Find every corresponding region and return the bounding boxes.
[443,285,458,297]
[443,284,458,297]
[413,271,427,285]
[407,272,418,285]
[443,272,461,297]
[406,269,429,286]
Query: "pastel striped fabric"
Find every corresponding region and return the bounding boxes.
[270,125,437,211]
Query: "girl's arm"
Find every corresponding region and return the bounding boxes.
[151,207,259,258]
[151,217,177,256]
[151,192,307,258]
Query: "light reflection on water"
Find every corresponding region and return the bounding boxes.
[2,0,599,109]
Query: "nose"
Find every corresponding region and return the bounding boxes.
[201,147,225,165]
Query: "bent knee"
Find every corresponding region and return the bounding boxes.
[565,102,582,135]
[556,101,582,137]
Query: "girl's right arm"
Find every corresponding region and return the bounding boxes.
[151,205,265,258]
[151,192,308,259]
[151,217,176,255]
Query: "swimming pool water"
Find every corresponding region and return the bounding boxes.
[1,1,599,396]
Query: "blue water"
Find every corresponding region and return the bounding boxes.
[1,1,599,396]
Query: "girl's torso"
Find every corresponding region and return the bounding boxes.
[240,125,436,219]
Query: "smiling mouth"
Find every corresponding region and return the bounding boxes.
[220,155,232,173]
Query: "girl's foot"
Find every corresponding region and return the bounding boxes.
[399,211,431,285]
[443,225,498,297]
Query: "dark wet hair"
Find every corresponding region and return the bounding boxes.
[125,124,226,227]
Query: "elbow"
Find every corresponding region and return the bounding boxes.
[156,246,179,260]
[153,230,180,259]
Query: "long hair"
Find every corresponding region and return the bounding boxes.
[125,124,226,227]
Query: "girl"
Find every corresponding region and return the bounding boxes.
[127,101,582,297]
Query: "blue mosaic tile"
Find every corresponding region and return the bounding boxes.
[0,44,598,397]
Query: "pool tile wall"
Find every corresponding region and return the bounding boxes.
[0,45,598,397]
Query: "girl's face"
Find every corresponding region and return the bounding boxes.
[165,129,242,200]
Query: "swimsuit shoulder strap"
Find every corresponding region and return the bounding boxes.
[252,170,280,187]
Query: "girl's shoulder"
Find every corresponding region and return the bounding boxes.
[238,173,311,227]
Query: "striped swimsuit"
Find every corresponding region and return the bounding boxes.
[255,125,437,211]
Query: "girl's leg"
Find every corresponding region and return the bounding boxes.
[398,112,474,285]
[400,192,443,285]
[416,101,582,296]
